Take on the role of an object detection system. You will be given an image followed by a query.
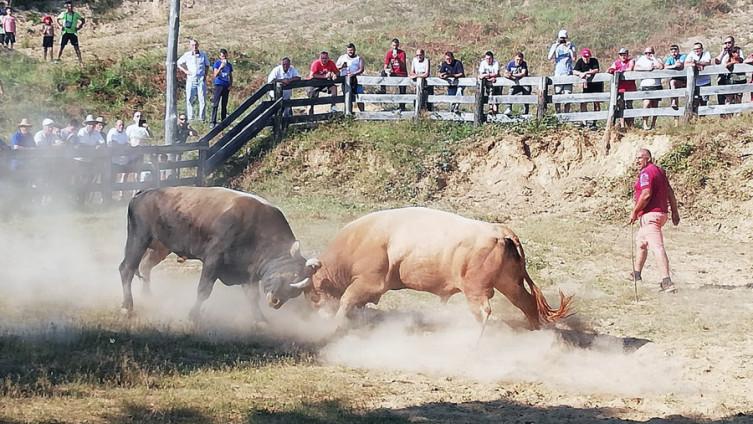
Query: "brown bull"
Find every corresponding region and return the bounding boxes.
[303,207,573,330]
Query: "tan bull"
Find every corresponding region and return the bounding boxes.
[302,207,573,330]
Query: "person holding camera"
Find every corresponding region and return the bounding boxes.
[547,29,576,114]
[210,48,233,128]
[715,36,745,106]
[634,47,664,130]
[56,1,85,64]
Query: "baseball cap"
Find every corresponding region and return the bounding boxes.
[580,48,591,58]
[618,47,629,54]
[42,118,55,127]
[558,29,568,38]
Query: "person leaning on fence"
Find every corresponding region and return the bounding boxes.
[502,52,530,116]
[573,48,601,128]
[607,47,636,128]
[210,48,233,128]
[634,47,664,131]
[34,118,63,147]
[722,46,745,107]
[11,119,35,150]
[379,38,408,111]
[41,15,55,61]
[478,51,501,115]
[438,51,465,113]
[307,51,340,115]
[684,42,711,108]
[60,118,80,145]
[177,38,210,121]
[336,43,365,112]
[267,57,301,118]
[714,36,745,107]
[410,49,432,111]
[56,1,85,64]
[2,7,16,49]
[664,45,686,110]
[630,148,680,294]
[547,29,576,114]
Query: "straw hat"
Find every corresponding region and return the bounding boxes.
[83,114,97,124]
[95,116,107,125]
[17,118,32,127]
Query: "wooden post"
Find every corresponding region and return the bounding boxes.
[273,82,284,143]
[474,80,485,126]
[343,76,353,116]
[601,72,621,154]
[414,77,424,121]
[536,76,549,120]
[682,65,697,124]
[101,147,113,206]
[197,143,207,186]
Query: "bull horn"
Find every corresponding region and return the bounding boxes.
[290,277,311,289]
[306,258,321,270]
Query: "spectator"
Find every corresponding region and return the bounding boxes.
[125,111,142,140]
[107,119,133,199]
[176,113,198,144]
[502,52,530,116]
[0,7,5,48]
[634,46,664,130]
[77,115,104,146]
[177,38,210,121]
[95,116,107,137]
[210,48,233,128]
[379,38,408,110]
[409,48,432,111]
[336,43,366,112]
[41,15,55,61]
[60,118,80,145]
[573,48,601,128]
[684,42,711,107]
[11,119,35,149]
[607,47,636,128]
[723,46,745,106]
[34,118,63,147]
[714,36,744,106]
[438,51,465,113]
[267,57,301,118]
[547,29,576,113]
[478,51,501,115]
[307,51,339,115]
[2,7,16,49]
[56,1,85,64]
[664,44,686,110]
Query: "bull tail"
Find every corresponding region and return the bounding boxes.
[499,226,574,326]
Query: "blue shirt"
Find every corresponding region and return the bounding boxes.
[213,60,233,86]
[664,54,687,67]
[11,130,35,148]
[548,42,575,76]
[439,59,464,77]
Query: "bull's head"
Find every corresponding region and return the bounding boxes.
[260,241,321,309]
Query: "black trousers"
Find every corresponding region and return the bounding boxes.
[211,85,230,125]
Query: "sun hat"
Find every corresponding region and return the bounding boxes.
[95,116,107,125]
[42,118,55,127]
[17,118,33,127]
[558,29,568,38]
[83,114,97,124]
[580,48,591,58]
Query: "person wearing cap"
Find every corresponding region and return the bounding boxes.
[608,48,636,128]
[56,1,85,64]
[573,48,602,129]
[634,47,664,130]
[502,52,530,116]
[77,114,104,146]
[336,43,366,112]
[41,15,55,61]
[10,119,35,149]
[684,42,712,107]
[34,118,63,147]
[547,29,576,114]
[664,45,686,110]
[177,38,210,121]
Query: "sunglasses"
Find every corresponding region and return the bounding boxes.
[724,41,733,44]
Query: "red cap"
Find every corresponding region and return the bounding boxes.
[42,15,52,24]
[580,48,592,58]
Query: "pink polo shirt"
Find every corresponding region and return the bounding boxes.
[3,15,17,33]
[634,163,670,216]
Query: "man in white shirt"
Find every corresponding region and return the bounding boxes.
[77,115,104,146]
[409,49,432,111]
[478,51,501,114]
[267,57,301,117]
[336,43,365,112]
[684,42,712,106]
[177,38,210,121]
[107,119,135,196]
[34,118,63,147]
[634,46,664,130]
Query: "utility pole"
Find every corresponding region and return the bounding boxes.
[164,0,180,146]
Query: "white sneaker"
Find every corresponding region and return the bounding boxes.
[503,107,512,115]
[330,106,339,113]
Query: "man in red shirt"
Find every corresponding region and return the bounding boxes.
[307,51,340,115]
[629,148,680,293]
[379,38,408,110]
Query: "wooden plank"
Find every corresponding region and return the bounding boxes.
[355,76,415,86]
[343,76,353,116]
[196,143,207,186]
[622,88,687,101]
[415,77,425,118]
[682,66,697,123]
[113,177,198,191]
[285,77,345,89]
[549,73,612,84]
[198,83,273,145]
[157,159,200,170]
[486,114,533,123]
[491,76,541,87]
[208,100,274,156]
[537,76,548,120]
[284,95,346,107]
[698,83,753,96]
[556,111,610,122]
[551,92,610,103]
[286,112,340,124]
[698,64,753,76]
[622,70,686,80]
[488,95,538,104]
[427,95,476,104]
[425,77,478,87]
[354,111,415,120]
[698,102,753,116]
[354,94,416,103]
[622,107,685,118]
[427,111,474,122]
[474,81,484,125]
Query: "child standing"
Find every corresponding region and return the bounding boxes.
[41,15,54,60]
[2,7,15,49]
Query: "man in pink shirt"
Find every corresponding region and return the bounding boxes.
[2,7,17,49]
[307,51,340,115]
[607,47,636,128]
[379,38,408,110]
[629,148,680,293]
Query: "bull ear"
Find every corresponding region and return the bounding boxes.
[289,240,302,258]
[306,258,321,272]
